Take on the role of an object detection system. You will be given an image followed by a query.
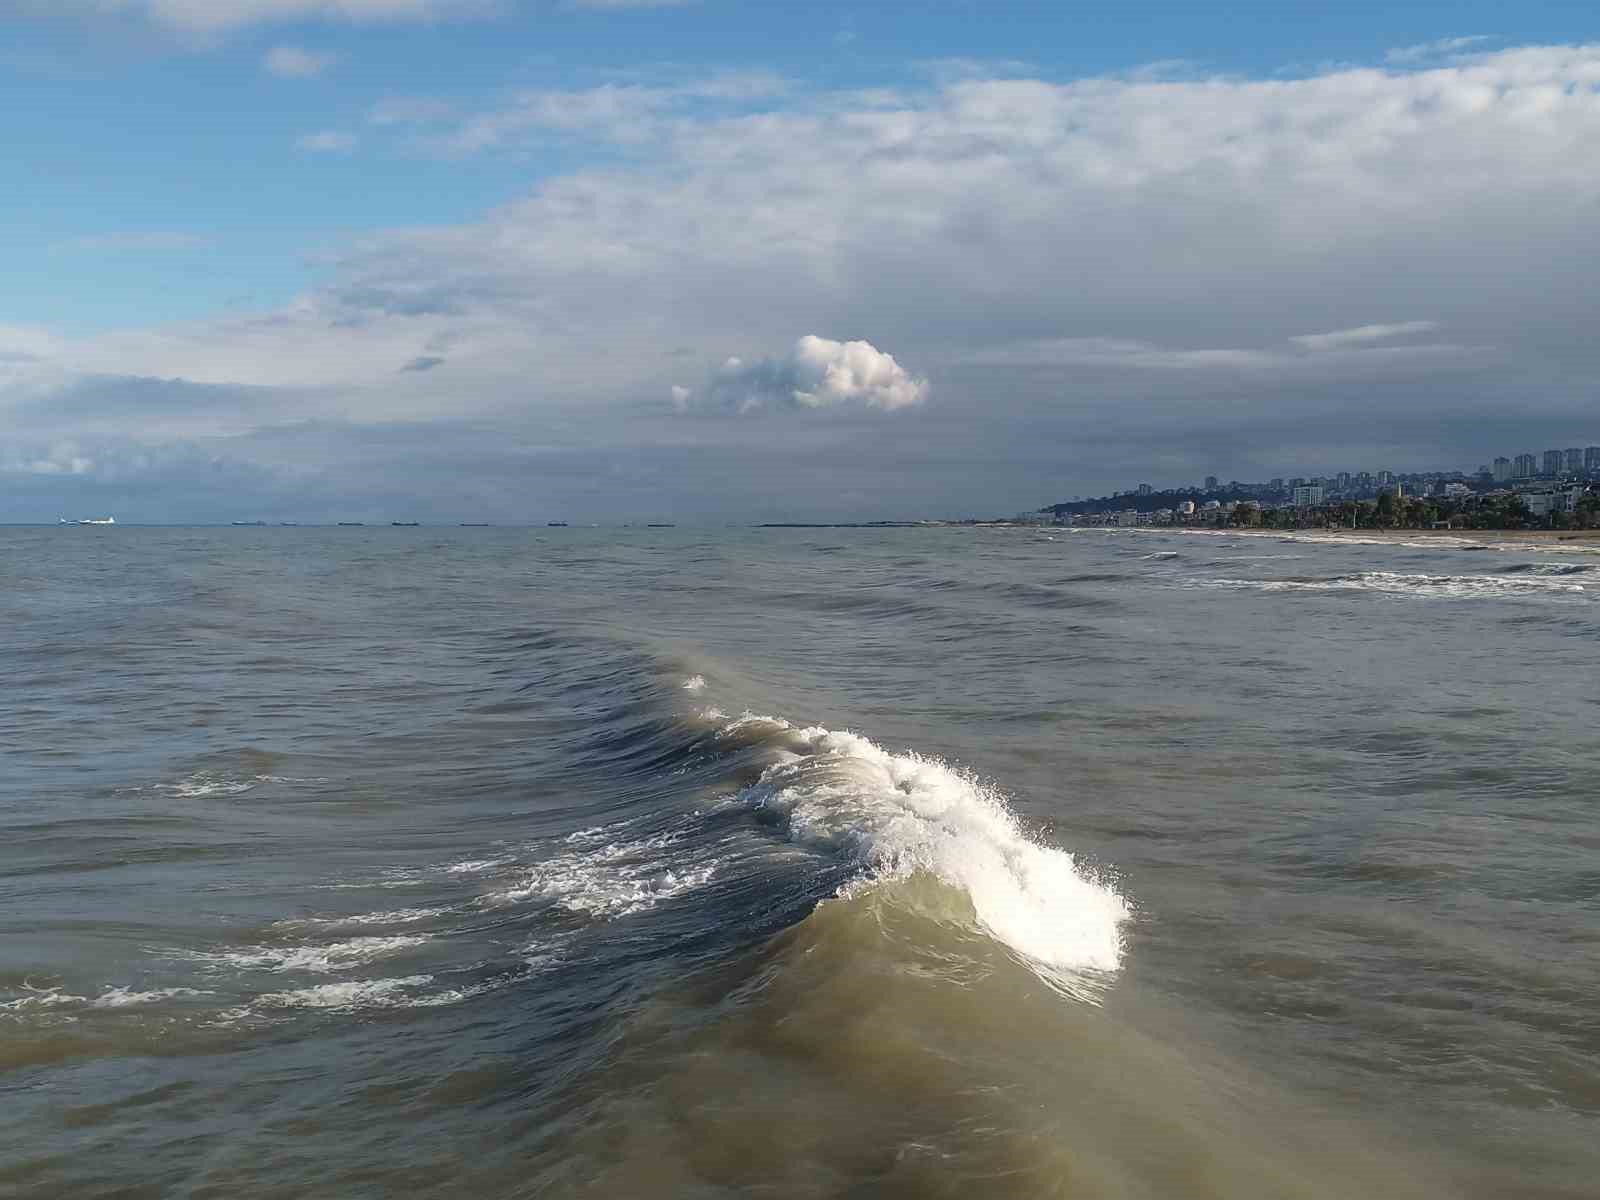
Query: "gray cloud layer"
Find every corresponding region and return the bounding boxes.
[7,45,1600,521]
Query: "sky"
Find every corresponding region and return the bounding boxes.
[3,1,1599,523]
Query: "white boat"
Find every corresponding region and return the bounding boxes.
[70,517,116,525]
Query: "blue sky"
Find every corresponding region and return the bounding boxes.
[3,2,1599,520]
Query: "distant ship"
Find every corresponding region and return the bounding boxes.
[61,516,116,525]
[337,522,365,527]
[391,521,421,527]
[231,521,267,527]
[547,521,569,527]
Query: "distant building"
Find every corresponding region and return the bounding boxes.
[1336,472,1352,490]
[1442,482,1471,497]
[1524,487,1587,518]
[1116,510,1139,527]
[1292,484,1325,506]
[1588,447,1600,472]
[1543,449,1564,477]
[1204,475,1219,491]
[1178,500,1196,515]
[1376,470,1394,486]
[1493,457,1512,482]
[1137,483,1153,496]
[1356,471,1374,488]
[1565,448,1584,474]
[1270,477,1285,491]
[1514,453,1538,479]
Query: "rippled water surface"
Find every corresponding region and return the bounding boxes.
[3,525,1597,1198]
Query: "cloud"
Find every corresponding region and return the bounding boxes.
[683,336,929,414]
[369,95,455,125]
[401,355,446,372]
[6,0,502,36]
[963,327,1470,373]
[1386,36,1493,64]
[296,129,357,152]
[437,71,788,152]
[1289,322,1443,352]
[0,323,64,369]
[264,45,338,77]
[566,1,696,8]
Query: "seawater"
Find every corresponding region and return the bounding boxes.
[2,525,1597,1198]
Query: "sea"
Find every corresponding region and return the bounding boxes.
[2,524,1597,1199]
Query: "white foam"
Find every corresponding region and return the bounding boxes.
[252,975,438,1011]
[272,906,448,931]
[444,857,515,875]
[485,828,717,917]
[89,986,210,1008]
[162,773,258,799]
[681,675,708,691]
[1197,571,1589,600]
[1,984,87,1013]
[186,936,428,974]
[1,984,209,1014]
[733,718,1130,995]
[154,772,328,799]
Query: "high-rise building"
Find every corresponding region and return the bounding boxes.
[1376,470,1394,485]
[1137,483,1153,496]
[1270,477,1285,491]
[1587,447,1600,472]
[1493,457,1512,482]
[1543,449,1564,477]
[1204,475,1219,491]
[1565,448,1584,474]
[1336,472,1352,490]
[1357,471,1374,488]
[1292,485,1325,506]
[1514,453,1538,479]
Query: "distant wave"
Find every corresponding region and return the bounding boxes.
[1194,570,1589,600]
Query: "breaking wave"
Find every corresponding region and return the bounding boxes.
[721,713,1129,997]
[1196,570,1591,600]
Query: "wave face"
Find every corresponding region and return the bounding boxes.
[5,523,1598,1199]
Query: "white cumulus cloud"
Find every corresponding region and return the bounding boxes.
[683,336,928,415]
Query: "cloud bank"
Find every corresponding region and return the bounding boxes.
[7,45,1600,519]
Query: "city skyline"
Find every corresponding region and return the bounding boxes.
[1096,440,1600,505]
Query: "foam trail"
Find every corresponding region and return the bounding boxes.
[731,717,1129,994]
[185,936,429,974]
[485,828,717,916]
